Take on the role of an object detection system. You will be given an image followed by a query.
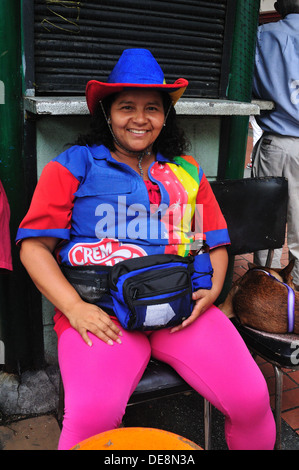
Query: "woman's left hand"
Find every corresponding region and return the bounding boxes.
[170,288,217,333]
[170,246,229,333]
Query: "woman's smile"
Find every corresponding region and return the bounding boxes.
[128,129,148,134]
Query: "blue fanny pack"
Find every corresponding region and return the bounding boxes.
[62,253,213,331]
[109,253,213,331]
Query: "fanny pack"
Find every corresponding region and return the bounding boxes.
[61,253,213,331]
[61,265,111,304]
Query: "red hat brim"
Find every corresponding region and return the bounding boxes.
[85,78,188,115]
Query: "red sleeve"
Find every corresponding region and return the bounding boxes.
[16,161,80,242]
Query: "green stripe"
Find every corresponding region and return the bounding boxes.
[173,156,199,184]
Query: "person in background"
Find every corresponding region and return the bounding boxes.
[252,0,299,289]
[17,49,275,450]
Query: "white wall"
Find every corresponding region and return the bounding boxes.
[260,0,275,12]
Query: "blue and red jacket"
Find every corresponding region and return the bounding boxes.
[16,144,230,266]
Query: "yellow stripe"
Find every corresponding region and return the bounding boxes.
[167,163,199,247]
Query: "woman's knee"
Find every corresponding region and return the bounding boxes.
[64,390,126,435]
[227,373,271,424]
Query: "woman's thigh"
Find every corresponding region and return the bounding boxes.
[149,305,269,418]
[58,326,151,449]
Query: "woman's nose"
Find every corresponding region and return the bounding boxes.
[133,109,147,123]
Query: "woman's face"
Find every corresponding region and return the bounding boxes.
[109,89,165,154]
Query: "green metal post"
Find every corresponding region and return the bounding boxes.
[216,1,261,302]
[225,0,260,179]
[0,0,44,372]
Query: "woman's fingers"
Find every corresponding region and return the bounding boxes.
[170,290,210,333]
[70,303,123,346]
[88,316,123,346]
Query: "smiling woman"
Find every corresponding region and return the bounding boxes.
[78,49,189,160]
[16,48,276,451]
[108,90,165,179]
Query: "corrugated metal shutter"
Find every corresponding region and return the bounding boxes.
[33,0,236,98]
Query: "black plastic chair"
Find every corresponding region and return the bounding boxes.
[58,176,291,450]
[211,176,298,450]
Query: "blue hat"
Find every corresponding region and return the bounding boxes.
[86,49,188,114]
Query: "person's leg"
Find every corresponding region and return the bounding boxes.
[150,305,276,450]
[253,134,299,283]
[252,135,283,268]
[57,326,151,450]
[280,137,299,287]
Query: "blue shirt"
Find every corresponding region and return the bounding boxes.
[16,144,230,266]
[253,14,299,136]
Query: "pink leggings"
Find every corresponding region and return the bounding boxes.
[57,305,276,450]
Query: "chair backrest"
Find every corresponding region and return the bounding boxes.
[210,177,288,257]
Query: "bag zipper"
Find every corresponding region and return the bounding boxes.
[123,267,191,301]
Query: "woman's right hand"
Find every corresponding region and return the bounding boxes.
[20,236,123,347]
[67,299,123,347]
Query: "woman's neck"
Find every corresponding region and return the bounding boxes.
[111,147,155,180]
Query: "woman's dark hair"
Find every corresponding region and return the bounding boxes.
[76,91,190,159]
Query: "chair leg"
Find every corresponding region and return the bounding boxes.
[265,248,274,268]
[57,374,64,429]
[204,398,212,450]
[273,365,283,450]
